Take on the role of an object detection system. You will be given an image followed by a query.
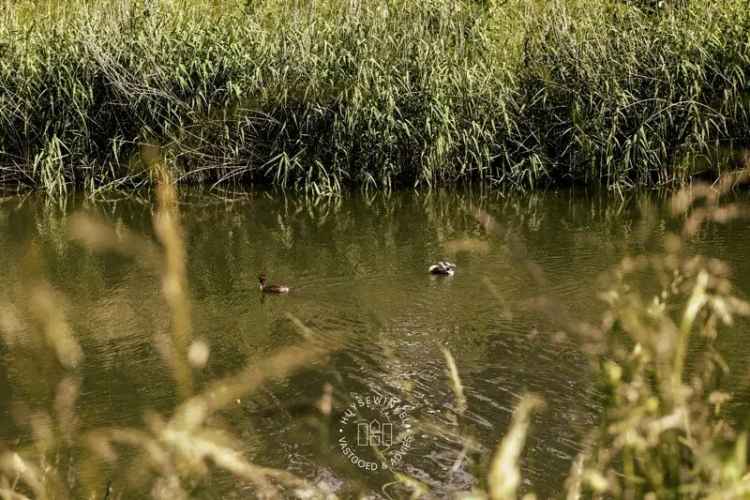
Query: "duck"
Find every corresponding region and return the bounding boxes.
[258,273,290,294]
[429,261,456,276]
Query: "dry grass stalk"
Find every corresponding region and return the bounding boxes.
[487,395,544,500]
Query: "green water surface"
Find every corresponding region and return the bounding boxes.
[1,189,749,498]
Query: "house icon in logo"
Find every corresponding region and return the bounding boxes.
[357,420,393,447]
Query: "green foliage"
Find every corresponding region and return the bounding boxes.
[562,178,750,499]
[520,1,750,187]
[0,0,749,194]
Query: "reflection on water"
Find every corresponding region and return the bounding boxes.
[1,189,749,497]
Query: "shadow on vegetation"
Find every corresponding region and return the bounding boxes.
[0,0,749,195]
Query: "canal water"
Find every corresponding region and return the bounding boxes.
[1,189,749,498]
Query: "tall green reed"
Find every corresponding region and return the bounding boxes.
[1,0,748,195]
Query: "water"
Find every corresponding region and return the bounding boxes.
[1,189,749,498]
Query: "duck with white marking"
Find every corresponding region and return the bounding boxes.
[428,261,456,276]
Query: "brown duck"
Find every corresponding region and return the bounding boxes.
[258,273,290,294]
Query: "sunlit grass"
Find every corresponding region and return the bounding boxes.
[0,0,748,194]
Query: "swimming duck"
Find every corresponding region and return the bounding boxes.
[429,261,456,276]
[258,273,290,294]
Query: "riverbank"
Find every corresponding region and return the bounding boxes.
[1,0,749,195]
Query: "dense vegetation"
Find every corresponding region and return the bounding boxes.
[0,0,748,195]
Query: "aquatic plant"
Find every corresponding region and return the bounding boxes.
[0,0,748,195]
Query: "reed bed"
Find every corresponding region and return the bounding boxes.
[0,0,748,195]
